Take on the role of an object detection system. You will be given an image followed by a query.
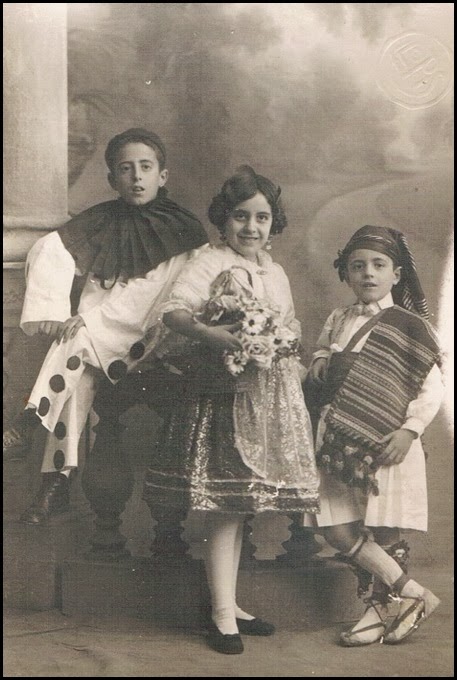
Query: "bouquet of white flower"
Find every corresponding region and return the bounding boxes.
[203,290,300,376]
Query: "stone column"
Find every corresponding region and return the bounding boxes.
[3,3,68,424]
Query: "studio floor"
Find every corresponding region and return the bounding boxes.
[3,565,454,678]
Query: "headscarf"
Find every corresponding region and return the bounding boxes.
[334,225,429,318]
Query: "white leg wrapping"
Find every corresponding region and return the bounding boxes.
[350,539,404,589]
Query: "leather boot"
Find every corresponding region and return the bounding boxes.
[19,472,70,524]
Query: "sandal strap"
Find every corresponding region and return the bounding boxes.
[387,597,425,632]
[347,621,386,636]
[346,600,388,638]
[363,598,387,622]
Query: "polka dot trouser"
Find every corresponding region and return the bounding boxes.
[25,328,101,473]
[41,368,100,473]
[28,328,100,431]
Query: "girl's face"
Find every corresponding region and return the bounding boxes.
[224,192,273,261]
[346,249,401,303]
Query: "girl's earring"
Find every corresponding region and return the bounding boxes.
[265,238,272,251]
[220,232,227,243]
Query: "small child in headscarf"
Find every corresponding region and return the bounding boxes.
[3,128,208,523]
[304,225,444,646]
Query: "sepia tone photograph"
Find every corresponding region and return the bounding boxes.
[3,3,453,677]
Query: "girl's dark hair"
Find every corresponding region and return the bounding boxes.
[208,165,287,235]
[105,128,167,172]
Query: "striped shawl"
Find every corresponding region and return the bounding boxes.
[317,306,441,494]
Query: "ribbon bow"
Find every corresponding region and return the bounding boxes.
[352,303,380,317]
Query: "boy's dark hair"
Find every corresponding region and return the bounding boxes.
[208,165,287,235]
[105,128,167,172]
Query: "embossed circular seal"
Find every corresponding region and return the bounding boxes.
[377,33,453,109]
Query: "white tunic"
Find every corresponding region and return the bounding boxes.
[19,230,207,473]
[21,230,207,380]
[305,293,444,531]
[21,232,77,331]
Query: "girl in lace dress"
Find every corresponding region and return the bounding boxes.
[143,166,319,654]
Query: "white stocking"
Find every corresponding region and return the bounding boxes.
[232,519,254,622]
[204,513,243,635]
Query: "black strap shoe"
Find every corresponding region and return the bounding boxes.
[236,617,275,636]
[19,472,70,525]
[207,621,244,654]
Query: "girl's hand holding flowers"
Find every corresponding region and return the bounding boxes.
[202,289,300,376]
[204,324,243,353]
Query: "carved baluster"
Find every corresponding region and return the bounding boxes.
[81,420,134,561]
[146,504,190,559]
[240,514,257,565]
[276,513,322,564]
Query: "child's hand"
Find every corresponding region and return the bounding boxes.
[37,321,64,339]
[377,429,416,466]
[307,357,328,385]
[204,323,242,352]
[56,315,86,344]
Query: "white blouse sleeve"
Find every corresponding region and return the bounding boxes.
[20,231,75,334]
[311,308,343,363]
[274,264,302,341]
[402,363,444,436]
[161,245,224,316]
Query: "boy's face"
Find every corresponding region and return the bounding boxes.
[345,248,401,303]
[108,142,168,205]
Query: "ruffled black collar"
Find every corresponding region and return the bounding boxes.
[59,194,208,287]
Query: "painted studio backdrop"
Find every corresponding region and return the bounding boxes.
[4,3,453,562]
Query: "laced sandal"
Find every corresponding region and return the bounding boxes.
[383,589,440,645]
[340,599,388,647]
